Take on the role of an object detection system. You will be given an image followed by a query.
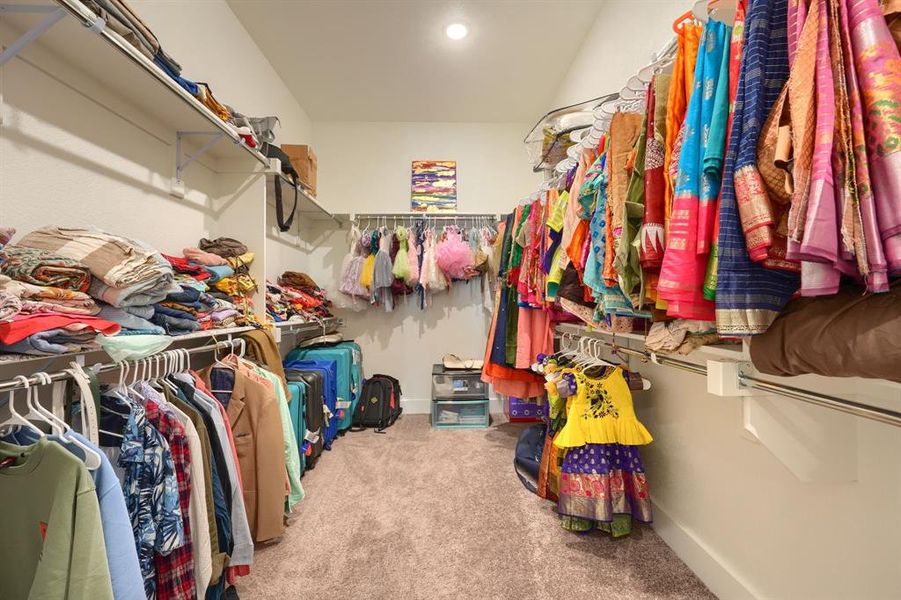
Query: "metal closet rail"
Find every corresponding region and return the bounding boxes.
[0,337,243,393]
[556,329,901,429]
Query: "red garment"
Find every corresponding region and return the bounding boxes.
[164,254,211,281]
[145,399,197,600]
[0,313,120,344]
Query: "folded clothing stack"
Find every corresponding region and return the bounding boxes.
[0,313,120,355]
[278,271,333,319]
[194,237,260,325]
[0,275,99,316]
[163,253,210,290]
[14,227,177,307]
[0,246,92,292]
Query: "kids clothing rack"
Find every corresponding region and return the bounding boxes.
[556,325,901,429]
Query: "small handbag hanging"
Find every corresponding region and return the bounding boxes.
[262,142,299,232]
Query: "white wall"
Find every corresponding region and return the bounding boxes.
[302,121,541,403]
[552,0,693,109]
[0,0,312,276]
[555,2,901,598]
[314,121,538,214]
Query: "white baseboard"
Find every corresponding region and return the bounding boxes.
[651,500,758,600]
[401,396,505,415]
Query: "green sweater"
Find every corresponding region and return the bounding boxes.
[0,437,114,600]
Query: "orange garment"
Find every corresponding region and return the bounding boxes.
[664,22,702,237]
[605,112,644,284]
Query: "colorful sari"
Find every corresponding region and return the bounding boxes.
[836,0,891,291]
[604,112,643,286]
[703,0,748,299]
[849,0,901,277]
[658,20,730,321]
[640,74,670,272]
[716,0,800,336]
[665,22,703,236]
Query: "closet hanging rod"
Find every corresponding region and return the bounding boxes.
[0,338,242,393]
[350,212,500,221]
[556,329,901,428]
[737,373,901,429]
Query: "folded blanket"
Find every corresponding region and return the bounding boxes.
[153,303,197,321]
[163,254,210,280]
[150,311,200,335]
[183,247,227,266]
[123,305,154,320]
[0,246,92,291]
[280,271,319,290]
[199,237,247,258]
[2,326,101,355]
[17,227,172,288]
[1,275,100,316]
[0,292,21,321]
[0,313,120,346]
[203,264,234,284]
[98,304,165,335]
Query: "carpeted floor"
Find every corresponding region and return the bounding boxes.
[237,415,716,600]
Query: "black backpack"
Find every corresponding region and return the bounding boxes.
[352,374,402,432]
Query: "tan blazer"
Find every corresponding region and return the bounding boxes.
[201,365,286,542]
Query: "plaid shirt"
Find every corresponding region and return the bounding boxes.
[142,383,197,600]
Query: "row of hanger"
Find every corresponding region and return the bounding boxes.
[552,0,739,175]
[351,214,500,233]
[0,340,248,472]
[547,332,652,391]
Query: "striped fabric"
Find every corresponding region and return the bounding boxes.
[716,0,801,335]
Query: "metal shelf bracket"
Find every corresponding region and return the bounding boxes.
[175,130,224,183]
[0,4,67,66]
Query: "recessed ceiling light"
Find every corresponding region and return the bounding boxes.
[445,23,468,40]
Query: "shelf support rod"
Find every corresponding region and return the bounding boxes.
[0,5,66,66]
[175,131,224,182]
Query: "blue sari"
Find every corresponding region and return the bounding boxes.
[716,0,800,335]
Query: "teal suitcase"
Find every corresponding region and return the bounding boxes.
[286,381,307,473]
[335,341,363,427]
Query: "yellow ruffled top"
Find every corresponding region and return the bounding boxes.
[553,367,653,448]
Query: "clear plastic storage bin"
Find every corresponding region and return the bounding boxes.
[432,364,489,399]
[431,399,490,429]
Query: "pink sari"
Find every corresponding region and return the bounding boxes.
[848,0,901,276]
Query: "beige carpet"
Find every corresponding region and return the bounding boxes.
[237,415,715,600]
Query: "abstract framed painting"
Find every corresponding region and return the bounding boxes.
[411,160,457,212]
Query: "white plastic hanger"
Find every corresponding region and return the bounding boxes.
[33,372,102,470]
[0,377,43,436]
[28,373,65,437]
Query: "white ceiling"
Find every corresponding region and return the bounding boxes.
[226,0,603,123]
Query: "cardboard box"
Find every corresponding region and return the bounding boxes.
[281,144,317,197]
